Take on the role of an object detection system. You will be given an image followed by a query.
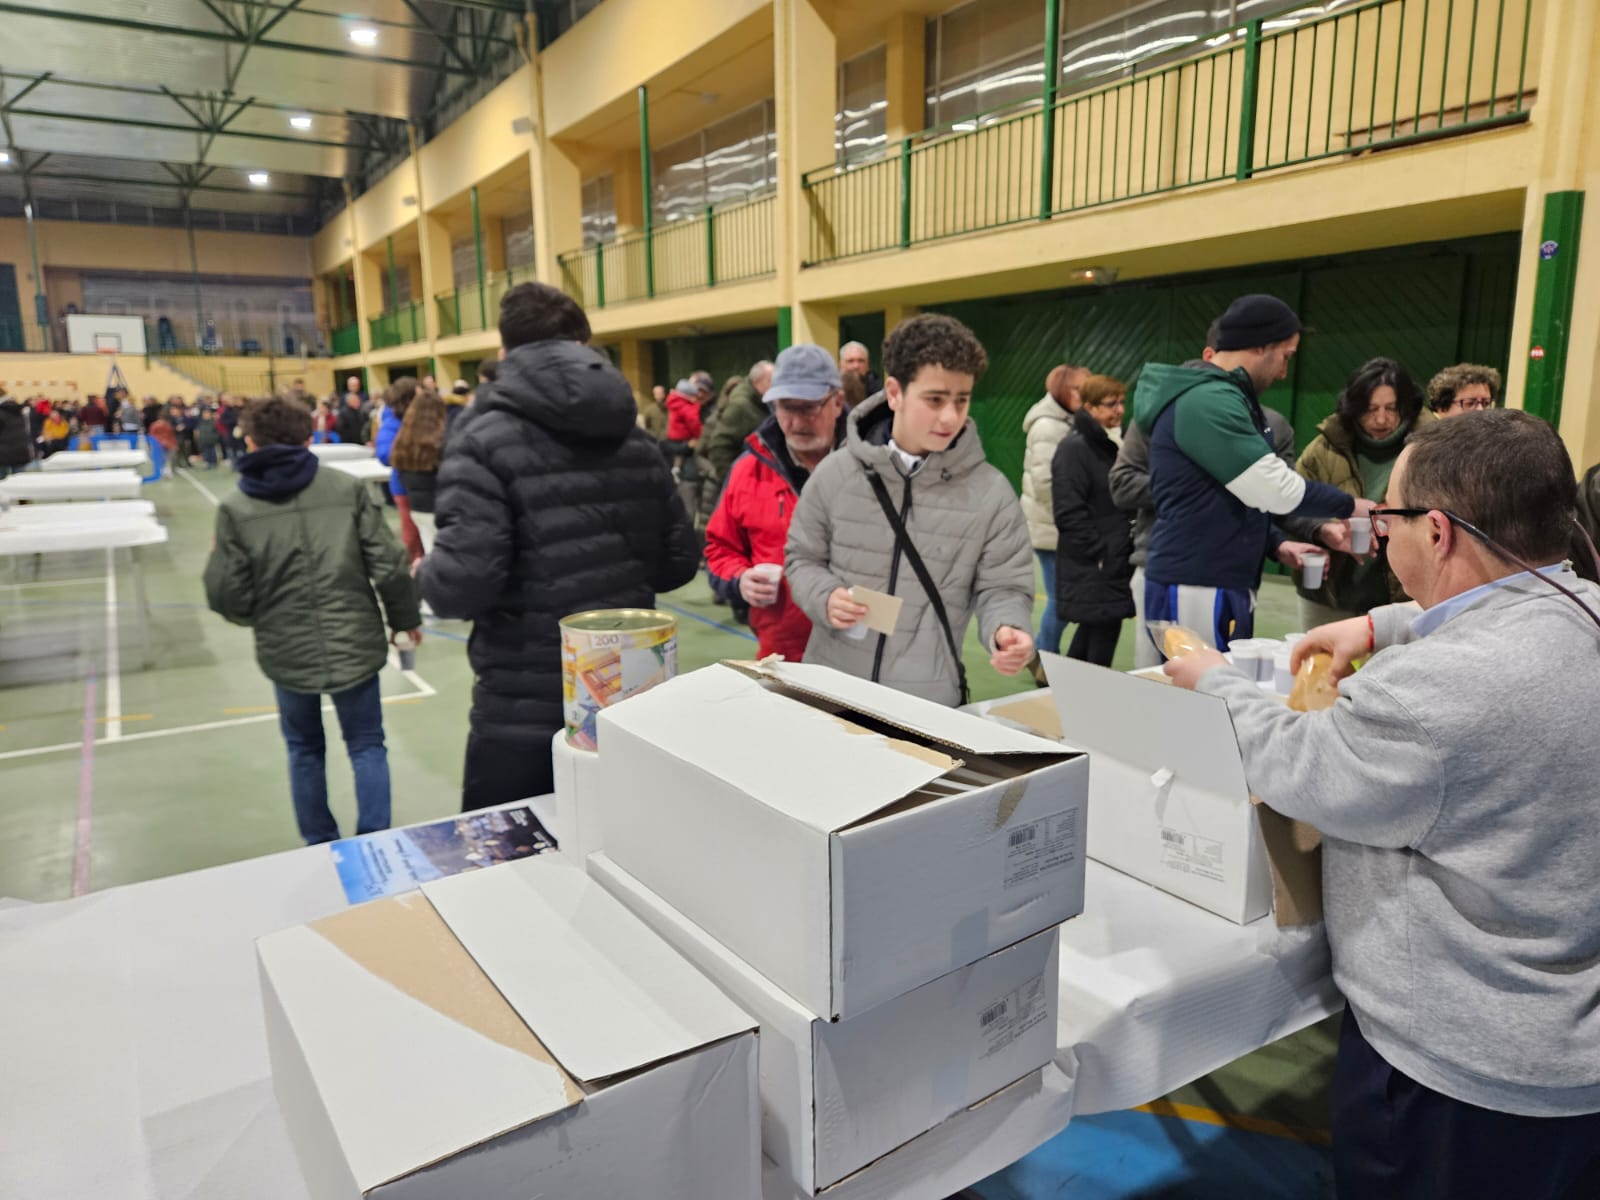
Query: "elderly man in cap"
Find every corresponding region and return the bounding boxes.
[705,344,845,662]
[1130,294,1373,650]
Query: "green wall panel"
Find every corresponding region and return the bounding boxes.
[650,327,779,395]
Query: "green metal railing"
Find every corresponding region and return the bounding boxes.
[804,0,1540,265]
[155,354,318,398]
[368,301,425,350]
[555,191,777,309]
[331,322,361,357]
[434,263,537,339]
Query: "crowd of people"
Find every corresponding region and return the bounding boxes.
[178,276,1600,1195]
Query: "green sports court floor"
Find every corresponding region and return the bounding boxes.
[0,470,1338,1198]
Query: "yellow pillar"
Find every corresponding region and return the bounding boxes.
[347,189,378,357]
[616,337,653,399]
[482,217,508,274]
[613,150,645,234]
[419,213,454,342]
[883,13,926,145]
[1503,0,1600,467]
[883,301,920,334]
[525,10,584,287]
[775,0,838,335]
[795,300,839,350]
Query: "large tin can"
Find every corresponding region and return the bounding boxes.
[560,609,677,750]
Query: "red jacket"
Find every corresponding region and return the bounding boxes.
[665,389,702,442]
[704,423,815,663]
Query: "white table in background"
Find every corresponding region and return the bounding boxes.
[0,500,157,527]
[0,470,144,502]
[323,457,389,483]
[0,783,1337,1200]
[41,449,152,474]
[307,443,373,462]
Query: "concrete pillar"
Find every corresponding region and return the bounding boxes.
[419,213,454,342]
[614,150,645,234]
[482,217,508,274]
[774,0,838,326]
[883,301,920,335]
[616,337,653,399]
[795,299,839,350]
[883,13,926,145]
[526,14,585,288]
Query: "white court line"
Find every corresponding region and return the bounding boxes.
[0,577,110,591]
[0,674,436,763]
[102,547,122,741]
[179,468,222,508]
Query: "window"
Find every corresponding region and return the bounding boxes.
[651,100,776,224]
[581,174,615,246]
[924,0,1046,130]
[837,45,888,163]
[1059,0,1240,93]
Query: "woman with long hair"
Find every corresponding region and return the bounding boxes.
[391,386,449,553]
[375,377,424,562]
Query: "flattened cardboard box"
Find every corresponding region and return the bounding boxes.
[1009,654,1320,926]
[258,856,759,1199]
[590,852,1060,1194]
[596,659,1088,1020]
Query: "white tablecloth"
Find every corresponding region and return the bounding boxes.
[0,470,144,501]
[0,521,168,556]
[307,443,373,462]
[0,499,157,526]
[41,450,151,473]
[324,457,390,482]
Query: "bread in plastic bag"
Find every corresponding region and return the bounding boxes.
[1157,623,1209,660]
[1288,653,1339,712]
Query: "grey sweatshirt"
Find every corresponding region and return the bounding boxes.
[1197,572,1600,1117]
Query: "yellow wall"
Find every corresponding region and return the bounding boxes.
[419,68,534,212]
[0,354,225,402]
[351,168,418,253]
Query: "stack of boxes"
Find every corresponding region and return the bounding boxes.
[590,659,1092,1196]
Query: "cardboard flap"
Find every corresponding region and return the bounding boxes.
[1044,653,1251,804]
[422,857,755,1085]
[600,663,960,832]
[732,660,1068,757]
[261,892,582,1193]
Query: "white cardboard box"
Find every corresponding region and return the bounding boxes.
[589,852,1060,1194]
[1039,652,1274,924]
[259,857,760,1199]
[597,659,1088,1020]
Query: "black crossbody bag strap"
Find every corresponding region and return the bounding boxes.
[864,468,970,706]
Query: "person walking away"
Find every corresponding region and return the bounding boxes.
[1133,294,1367,651]
[1292,357,1434,628]
[0,389,32,477]
[335,391,368,445]
[392,387,448,553]
[1021,363,1088,656]
[374,378,424,563]
[417,283,699,810]
[1051,375,1134,667]
[203,396,420,845]
[786,314,1036,705]
[705,345,844,661]
[1166,410,1600,1200]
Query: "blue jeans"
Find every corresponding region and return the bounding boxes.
[274,675,391,845]
[1036,550,1067,655]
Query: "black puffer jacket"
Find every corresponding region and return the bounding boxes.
[417,341,700,740]
[0,399,32,468]
[1051,408,1135,623]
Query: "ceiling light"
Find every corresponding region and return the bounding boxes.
[290,115,313,131]
[248,171,270,186]
[0,150,10,164]
[349,25,379,47]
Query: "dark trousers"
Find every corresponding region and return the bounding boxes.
[1332,1012,1600,1200]
[462,729,558,812]
[1066,620,1121,667]
[274,675,390,845]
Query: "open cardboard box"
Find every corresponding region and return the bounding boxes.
[589,852,1059,1195]
[988,654,1321,927]
[259,856,760,1199]
[596,659,1089,1021]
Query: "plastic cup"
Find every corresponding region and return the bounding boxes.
[1273,646,1295,694]
[747,562,783,588]
[394,631,416,671]
[1228,638,1265,680]
[844,620,870,641]
[1348,516,1373,555]
[1301,550,1328,589]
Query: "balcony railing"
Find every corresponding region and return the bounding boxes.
[331,322,361,357]
[368,301,425,350]
[435,263,538,339]
[556,190,776,309]
[804,0,1539,265]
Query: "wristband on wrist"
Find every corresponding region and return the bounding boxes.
[1366,613,1376,653]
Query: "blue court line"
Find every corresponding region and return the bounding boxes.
[657,601,758,641]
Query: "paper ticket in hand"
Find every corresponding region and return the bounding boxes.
[848,585,903,635]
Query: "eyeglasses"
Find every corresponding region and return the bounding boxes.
[1369,506,1600,631]
[1448,396,1495,412]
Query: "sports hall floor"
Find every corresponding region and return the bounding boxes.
[0,472,1337,1198]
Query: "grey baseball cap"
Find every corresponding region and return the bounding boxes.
[765,343,843,405]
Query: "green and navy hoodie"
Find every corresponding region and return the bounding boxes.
[1134,361,1354,590]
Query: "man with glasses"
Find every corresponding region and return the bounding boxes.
[1426,363,1500,417]
[1166,410,1600,1198]
[705,344,845,663]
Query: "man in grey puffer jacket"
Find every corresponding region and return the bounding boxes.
[786,314,1035,706]
[1167,411,1600,1199]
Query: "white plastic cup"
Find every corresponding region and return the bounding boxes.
[844,620,870,641]
[1301,550,1328,589]
[394,630,416,671]
[1348,516,1373,555]
[1228,638,1265,680]
[1273,646,1294,694]
[1283,632,1306,645]
[1251,639,1283,683]
[747,562,783,586]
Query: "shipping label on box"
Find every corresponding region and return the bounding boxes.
[590,852,1060,1194]
[259,857,759,1200]
[596,660,1088,1020]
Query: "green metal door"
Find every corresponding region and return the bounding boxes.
[0,264,23,352]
